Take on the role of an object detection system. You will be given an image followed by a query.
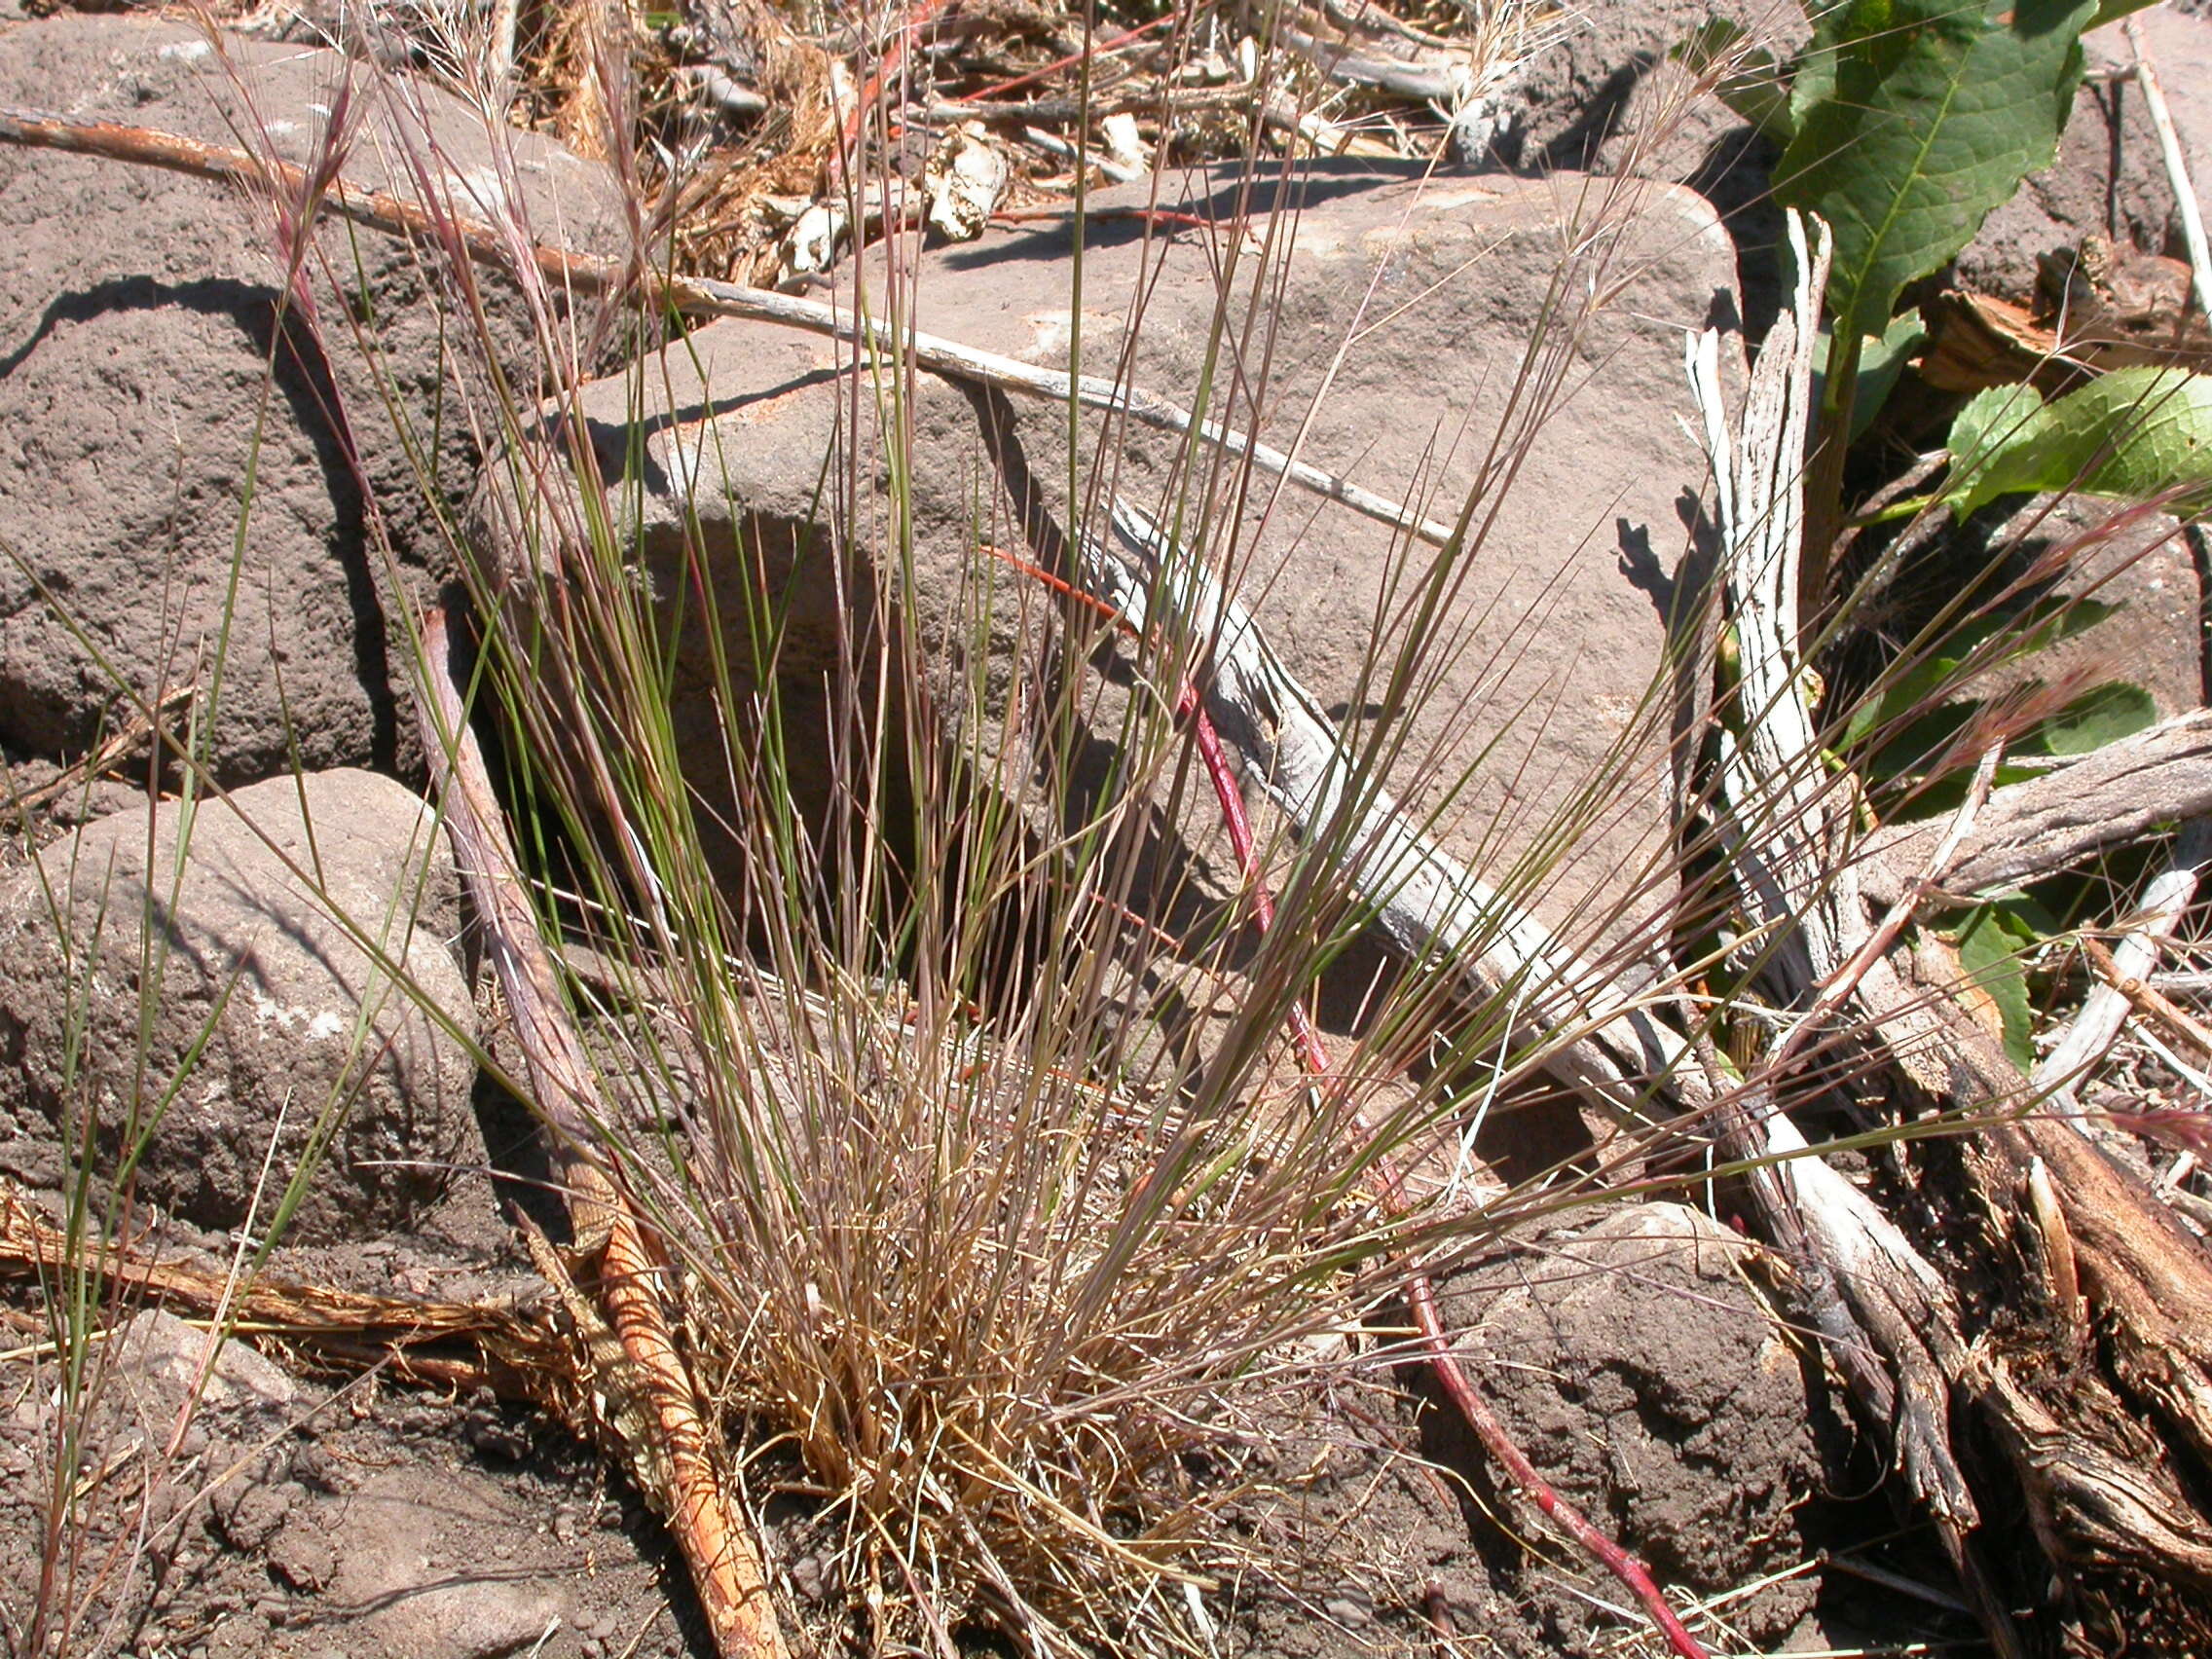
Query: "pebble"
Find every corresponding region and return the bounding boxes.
[1324,1596,1373,1627]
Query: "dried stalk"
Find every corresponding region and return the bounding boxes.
[1684,213,2025,1649]
[2124,16,2212,319]
[0,104,1456,549]
[414,608,790,1659]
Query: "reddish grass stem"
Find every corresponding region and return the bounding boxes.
[1175,687,1713,1659]
[958,16,1175,103]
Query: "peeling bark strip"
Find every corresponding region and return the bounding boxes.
[415,610,791,1659]
[0,1185,572,1404]
[1683,223,1996,1632]
[1685,208,2212,1648]
[0,104,1456,550]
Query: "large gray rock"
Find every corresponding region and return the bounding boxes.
[0,768,480,1241]
[1431,1203,1819,1648]
[0,16,623,783]
[309,1467,574,1659]
[485,165,1734,967]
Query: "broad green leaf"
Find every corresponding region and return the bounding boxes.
[2019,681,2157,756]
[2088,0,2160,24]
[1776,0,2097,347]
[1941,368,2212,519]
[1951,903,2038,1071]
[1947,383,2046,475]
[1807,312,1933,441]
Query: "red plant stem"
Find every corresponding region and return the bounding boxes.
[842,0,958,161]
[980,551,1706,1657]
[958,15,1175,103]
[1176,686,1711,1659]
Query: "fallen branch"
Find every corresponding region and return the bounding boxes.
[0,1183,571,1405]
[0,104,1456,549]
[1860,709,2212,903]
[415,608,790,1659]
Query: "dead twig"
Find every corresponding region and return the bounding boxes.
[414,608,790,1659]
[2037,822,2212,1111]
[2078,929,2212,1060]
[2124,17,2212,320]
[1,687,194,826]
[0,1183,571,1404]
[0,104,1456,549]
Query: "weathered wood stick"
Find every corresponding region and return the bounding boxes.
[0,103,1458,548]
[2036,821,2212,1110]
[415,608,791,1659]
[1860,709,2212,903]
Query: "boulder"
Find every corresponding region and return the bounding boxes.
[0,768,480,1242]
[311,1467,574,1659]
[0,15,624,782]
[484,164,1735,964]
[1430,1202,1819,1648]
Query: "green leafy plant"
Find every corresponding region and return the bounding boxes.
[1688,0,2159,575]
[1938,367,2212,520]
